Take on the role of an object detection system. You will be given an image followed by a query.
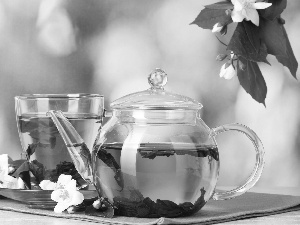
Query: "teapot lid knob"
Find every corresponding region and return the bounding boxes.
[148,68,168,89]
[110,68,202,110]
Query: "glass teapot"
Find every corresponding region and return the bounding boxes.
[47,68,264,218]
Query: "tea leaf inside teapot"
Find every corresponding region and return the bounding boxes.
[112,186,207,218]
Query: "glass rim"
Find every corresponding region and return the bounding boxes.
[15,93,104,100]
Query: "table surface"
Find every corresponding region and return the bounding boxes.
[0,187,300,225]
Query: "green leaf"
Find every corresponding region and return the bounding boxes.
[237,57,267,105]
[260,0,287,21]
[259,19,286,55]
[11,161,31,189]
[190,8,232,29]
[26,143,38,159]
[243,21,260,53]
[29,160,46,183]
[277,26,298,79]
[227,21,269,64]
[260,19,298,78]
[204,1,234,10]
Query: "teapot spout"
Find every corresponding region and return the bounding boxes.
[47,110,93,185]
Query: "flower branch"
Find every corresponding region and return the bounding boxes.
[191,0,298,105]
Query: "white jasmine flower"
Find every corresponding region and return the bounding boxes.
[0,154,9,183]
[231,0,272,26]
[212,23,223,33]
[0,154,24,189]
[220,63,236,79]
[39,174,84,213]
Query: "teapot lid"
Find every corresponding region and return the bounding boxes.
[110,68,203,110]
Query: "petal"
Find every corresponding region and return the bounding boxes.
[65,179,77,192]
[234,0,243,11]
[219,64,227,78]
[92,199,101,209]
[54,202,69,213]
[2,175,19,189]
[51,189,62,202]
[223,65,236,79]
[69,191,84,206]
[57,174,72,187]
[0,154,9,175]
[39,180,56,190]
[18,178,25,189]
[231,10,245,23]
[246,8,259,26]
[212,23,223,33]
[252,2,272,9]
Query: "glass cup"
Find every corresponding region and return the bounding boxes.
[14,94,104,189]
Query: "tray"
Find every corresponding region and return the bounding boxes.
[0,188,98,209]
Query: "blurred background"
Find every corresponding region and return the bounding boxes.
[1,0,300,187]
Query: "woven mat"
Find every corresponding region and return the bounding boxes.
[1,192,300,225]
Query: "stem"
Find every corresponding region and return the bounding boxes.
[215,35,227,47]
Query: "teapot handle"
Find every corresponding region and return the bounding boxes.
[210,123,265,200]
